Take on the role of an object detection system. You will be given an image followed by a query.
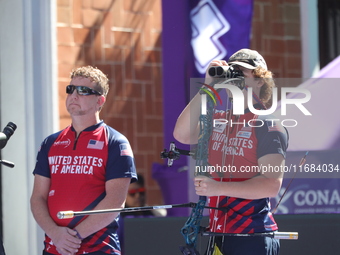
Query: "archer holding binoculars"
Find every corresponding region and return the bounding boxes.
[174,49,288,255]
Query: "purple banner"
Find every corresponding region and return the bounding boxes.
[152,0,254,216]
[190,0,254,75]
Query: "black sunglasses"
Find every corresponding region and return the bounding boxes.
[66,85,102,96]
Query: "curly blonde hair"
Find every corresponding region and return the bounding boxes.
[70,66,109,97]
[252,67,275,107]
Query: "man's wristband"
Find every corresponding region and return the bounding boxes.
[73,228,84,240]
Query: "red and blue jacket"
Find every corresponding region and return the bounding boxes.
[207,106,288,234]
[33,121,137,254]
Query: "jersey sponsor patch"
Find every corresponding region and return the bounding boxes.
[213,123,226,133]
[87,139,104,150]
[120,143,134,157]
[54,139,71,148]
[236,131,251,139]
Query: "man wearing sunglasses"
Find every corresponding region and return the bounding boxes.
[30,66,137,255]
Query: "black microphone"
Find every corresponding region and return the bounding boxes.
[0,122,17,150]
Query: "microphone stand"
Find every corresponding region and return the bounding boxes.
[0,122,17,255]
[0,157,7,254]
[0,160,14,168]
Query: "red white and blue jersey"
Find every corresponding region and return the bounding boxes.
[33,121,137,254]
[207,105,288,234]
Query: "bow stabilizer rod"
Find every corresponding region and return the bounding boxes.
[202,231,298,240]
[57,203,196,219]
[57,202,227,220]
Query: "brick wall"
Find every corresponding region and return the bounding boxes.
[56,0,302,206]
[252,0,302,78]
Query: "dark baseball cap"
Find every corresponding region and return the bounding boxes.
[228,49,267,70]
